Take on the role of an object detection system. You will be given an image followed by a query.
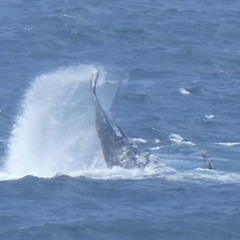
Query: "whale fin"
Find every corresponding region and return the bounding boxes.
[91,70,126,139]
[201,150,215,170]
[91,70,121,111]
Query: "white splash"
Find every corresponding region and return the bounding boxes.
[169,133,196,146]
[131,138,148,144]
[205,114,215,119]
[179,87,190,95]
[150,146,162,151]
[3,65,102,178]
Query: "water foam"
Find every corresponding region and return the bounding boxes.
[179,87,190,95]
[165,169,240,184]
[215,142,240,147]
[3,65,102,178]
[169,133,196,146]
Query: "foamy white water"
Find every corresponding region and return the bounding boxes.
[205,114,215,119]
[179,87,190,95]
[169,133,196,146]
[165,169,240,184]
[215,142,240,147]
[4,65,103,178]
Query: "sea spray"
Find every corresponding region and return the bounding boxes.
[4,65,103,178]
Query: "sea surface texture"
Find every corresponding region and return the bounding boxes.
[0,1,240,239]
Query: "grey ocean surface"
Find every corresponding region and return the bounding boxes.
[0,1,240,239]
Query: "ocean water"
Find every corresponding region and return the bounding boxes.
[0,0,240,239]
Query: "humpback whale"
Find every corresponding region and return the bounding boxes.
[91,70,158,169]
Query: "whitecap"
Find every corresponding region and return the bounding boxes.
[169,133,196,146]
[150,146,162,151]
[205,114,215,119]
[165,170,240,184]
[215,142,240,147]
[179,87,190,95]
[131,138,148,144]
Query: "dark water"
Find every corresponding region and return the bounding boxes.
[0,1,240,239]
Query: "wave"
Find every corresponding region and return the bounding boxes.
[179,87,190,95]
[205,114,215,120]
[169,133,196,146]
[214,142,240,147]
[130,137,148,144]
[165,169,240,184]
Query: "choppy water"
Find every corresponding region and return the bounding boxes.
[0,1,240,239]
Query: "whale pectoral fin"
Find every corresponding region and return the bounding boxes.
[201,150,215,170]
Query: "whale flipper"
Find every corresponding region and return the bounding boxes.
[91,70,150,169]
[201,150,215,170]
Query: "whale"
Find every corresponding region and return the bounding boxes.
[91,70,158,169]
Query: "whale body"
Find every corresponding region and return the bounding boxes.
[91,70,155,169]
